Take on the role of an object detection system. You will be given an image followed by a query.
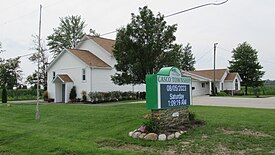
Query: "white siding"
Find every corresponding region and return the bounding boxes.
[224,81,234,90]
[192,81,210,96]
[91,68,145,92]
[47,51,91,101]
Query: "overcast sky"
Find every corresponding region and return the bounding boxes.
[0,0,275,83]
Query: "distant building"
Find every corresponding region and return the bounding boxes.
[183,68,242,96]
[46,35,145,103]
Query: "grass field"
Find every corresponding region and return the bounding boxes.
[0,103,274,155]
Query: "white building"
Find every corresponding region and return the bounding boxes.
[183,68,242,96]
[47,35,145,103]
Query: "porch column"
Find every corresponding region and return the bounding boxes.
[209,81,212,95]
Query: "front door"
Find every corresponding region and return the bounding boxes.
[62,84,65,102]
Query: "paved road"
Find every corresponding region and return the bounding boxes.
[193,96,275,109]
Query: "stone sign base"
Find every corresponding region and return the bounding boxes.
[152,107,190,132]
[128,107,204,141]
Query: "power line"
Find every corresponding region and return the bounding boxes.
[100,0,229,37]
[196,47,213,62]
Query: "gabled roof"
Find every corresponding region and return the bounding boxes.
[53,74,73,83]
[68,49,111,68]
[189,68,228,81]
[225,73,237,80]
[87,35,115,55]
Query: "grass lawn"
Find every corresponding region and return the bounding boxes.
[0,103,274,155]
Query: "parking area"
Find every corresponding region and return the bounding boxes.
[193,96,275,109]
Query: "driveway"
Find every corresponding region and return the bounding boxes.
[193,96,275,109]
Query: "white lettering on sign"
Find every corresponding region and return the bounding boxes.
[166,85,186,92]
[168,93,187,107]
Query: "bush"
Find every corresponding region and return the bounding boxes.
[216,91,228,96]
[142,113,160,133]
[81,91,87,102]
[88,91,145,103]
[43,91,48,101]
[69,86,77,101]
[2,87,7,103]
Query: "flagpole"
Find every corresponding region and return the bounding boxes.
[36,4,42,121]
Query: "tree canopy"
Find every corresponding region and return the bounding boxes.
[0,57,22,89]
[229,42,264,95]
[180,43,195,71]
[47,15,86,57]
[112,6,181,85]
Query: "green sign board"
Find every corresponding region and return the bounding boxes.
[146,67,192,110]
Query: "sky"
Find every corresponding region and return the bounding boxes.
[0,0,275,84]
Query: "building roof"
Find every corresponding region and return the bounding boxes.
[87,35,115,55]
[58,74,73,82]
[225,72,237,80]
[189,69,227,81]
[68,49,111,68]
[53,74,73,83]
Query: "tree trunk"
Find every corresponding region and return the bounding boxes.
[245,85,248,95]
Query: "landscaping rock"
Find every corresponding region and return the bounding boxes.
[144,133,158,141]
[128,131,134,137]
[175,132,181,138]
[138,125,146,133]
[132,132,141,139]
[138,133,146,139]
[158,134,166,141]
[167,134,175,140]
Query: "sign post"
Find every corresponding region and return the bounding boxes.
[146,67,192,110]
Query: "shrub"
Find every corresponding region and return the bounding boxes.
[43,91,48,101]
[216,91,228,96]
[142,113,160,133]
[2,87,7,103]
[69,86,77,101]
[81,91,87,102]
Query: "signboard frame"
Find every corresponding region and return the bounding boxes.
[146,67,192,110]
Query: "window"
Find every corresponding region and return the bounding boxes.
[82,68,86,81]
[53,71,55,80]
[235,79,238,90]
[201,83,205,88]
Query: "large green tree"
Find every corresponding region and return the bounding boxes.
[229,42,264,95]
[0,57,22,89]
[112,6,181,85]
[180,43,195,71]
[47,15,86,57]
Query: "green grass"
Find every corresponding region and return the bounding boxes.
[0,103,274,155]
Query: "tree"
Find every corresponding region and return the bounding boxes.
[69,86,77,101]
[180,43,195,71]
[112,6,181,85]
[229,42,264,95]
[2,86,7,103]
[47,15,86,57]
[28,35,48,90]
[0,57,22,89]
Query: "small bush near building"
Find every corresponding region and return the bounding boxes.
[69,86,77,102]
[216,91,228,96]
[43,91,49,101]
[81,91,87,102]
[88,91,146,104]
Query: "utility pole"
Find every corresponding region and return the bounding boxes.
[36,4,42,121]
[213,43,218,95]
